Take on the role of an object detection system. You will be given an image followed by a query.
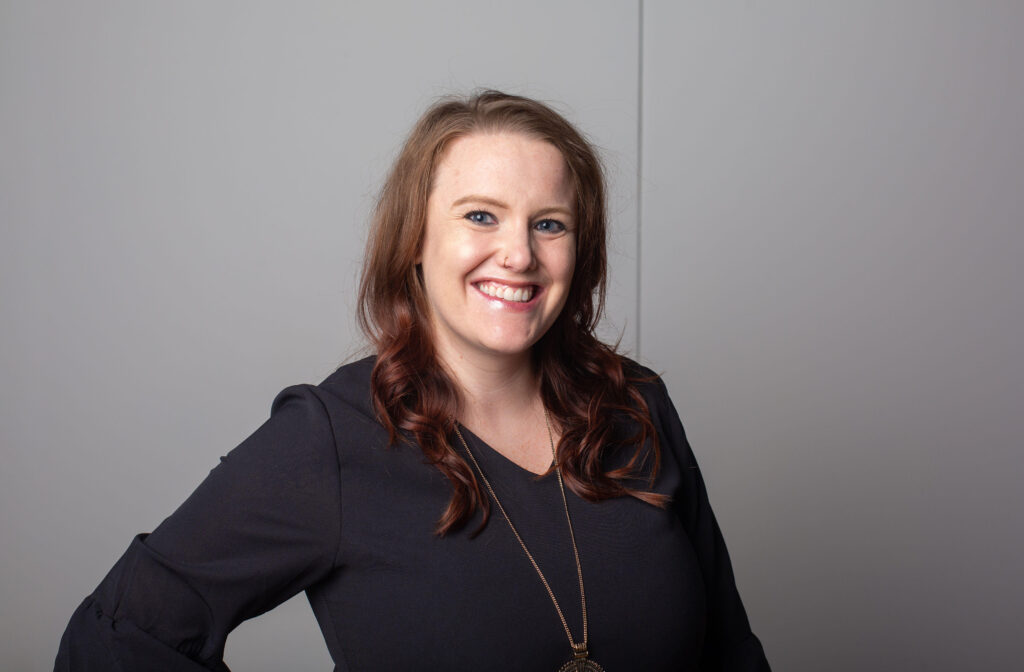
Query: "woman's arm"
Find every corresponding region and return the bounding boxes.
[55,385,342,671]
[646,375,771,671]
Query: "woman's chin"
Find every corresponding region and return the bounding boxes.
[478,341,537,359]
[468,332,545,360]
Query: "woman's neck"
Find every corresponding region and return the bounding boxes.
[438,347,555,474]
[436,346,542,426]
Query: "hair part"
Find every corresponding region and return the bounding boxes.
[357,90,667,535]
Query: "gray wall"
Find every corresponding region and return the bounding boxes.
[1,2,1021,670]
[641,3,1024,669]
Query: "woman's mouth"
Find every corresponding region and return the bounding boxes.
[474,281,537,303]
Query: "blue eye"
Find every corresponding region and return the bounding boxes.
[534,219,566,233]
[465,210,496,225]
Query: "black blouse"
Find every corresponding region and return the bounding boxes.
[55,356,770,671]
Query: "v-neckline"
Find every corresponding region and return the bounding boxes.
[456,423,556,480]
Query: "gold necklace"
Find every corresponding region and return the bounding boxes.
[454,410,606,672]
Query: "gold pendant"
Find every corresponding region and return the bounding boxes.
[557,657,605,671]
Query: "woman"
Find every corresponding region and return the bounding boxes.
[56,91,770,671]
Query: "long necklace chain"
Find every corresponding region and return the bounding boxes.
[454,410,600,668]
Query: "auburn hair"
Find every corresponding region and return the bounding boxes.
[357,90,667,535]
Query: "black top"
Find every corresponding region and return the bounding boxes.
[55,356,770,671]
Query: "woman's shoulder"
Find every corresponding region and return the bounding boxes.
[265,355,379,439]
[301,354,379,423]
[616,356,688,447]
[620,355,658,380]
[619,355,670,403]
[316,354,376,401]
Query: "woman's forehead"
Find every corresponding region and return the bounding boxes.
[431,132,574,210]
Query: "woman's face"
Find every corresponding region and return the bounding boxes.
[418,132,576,366]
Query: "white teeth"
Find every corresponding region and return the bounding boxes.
[478,282,534,302]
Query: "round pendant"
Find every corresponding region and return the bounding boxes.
[557,658,605,672]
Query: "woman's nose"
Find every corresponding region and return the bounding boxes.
[498,222,536,272]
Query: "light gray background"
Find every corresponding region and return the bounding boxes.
[2,2,1021,670]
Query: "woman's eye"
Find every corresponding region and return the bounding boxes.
[534,219,566,233]
[465,210,496,225]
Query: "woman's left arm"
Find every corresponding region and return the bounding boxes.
[647,375,772,672]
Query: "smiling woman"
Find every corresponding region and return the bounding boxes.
[55,91,771,672]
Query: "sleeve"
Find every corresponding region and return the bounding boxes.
[54,385,342,672]
[648,377,771,672]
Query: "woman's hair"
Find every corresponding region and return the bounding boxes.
[358,90,667,534]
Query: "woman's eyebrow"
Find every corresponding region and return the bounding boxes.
[533,206,574,218]
[451,194,508,209]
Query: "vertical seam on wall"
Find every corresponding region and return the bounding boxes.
[635,0,644,358]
